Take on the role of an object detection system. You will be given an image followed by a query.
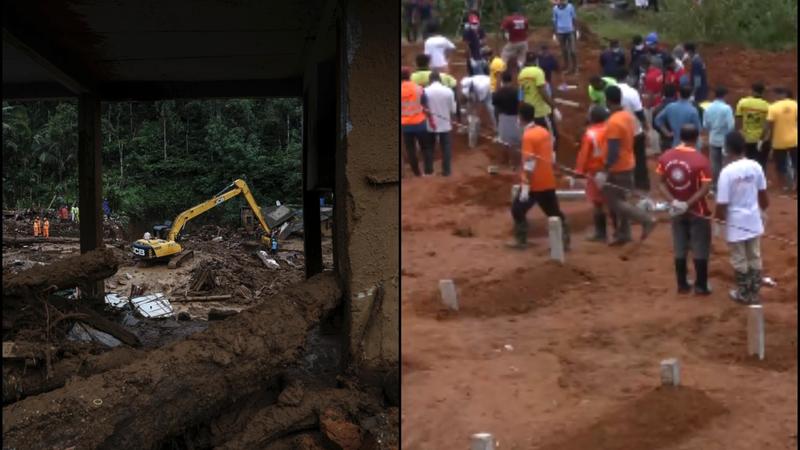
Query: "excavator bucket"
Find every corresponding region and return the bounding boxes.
[167,250,194,269]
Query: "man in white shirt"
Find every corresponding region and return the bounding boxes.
[461,73,496,130]
[614,68,650,192]
[714,131,769,304]
[424,26,456,72]
[423,71,457,176]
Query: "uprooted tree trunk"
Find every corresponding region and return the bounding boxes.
[2,272,341,449]
[3,248,118,298]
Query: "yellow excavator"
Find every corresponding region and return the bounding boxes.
[131,179,274,268]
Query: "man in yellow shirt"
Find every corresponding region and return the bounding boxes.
[763,87,797,191]
[488,50,506,92]
[411,54,461,122]
[735,82,770,169]
[518,52,558,151]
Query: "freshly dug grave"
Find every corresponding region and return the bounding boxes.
[2,273,343,449]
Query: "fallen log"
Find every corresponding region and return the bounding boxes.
[3,248,118,298]
[172,294,233,303]
[2,272,341,449]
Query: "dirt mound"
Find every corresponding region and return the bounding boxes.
[414,261,595,318]
[538,387,728,450]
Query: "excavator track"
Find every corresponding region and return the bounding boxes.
[167,250,194,269]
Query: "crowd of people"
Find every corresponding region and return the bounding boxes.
[401,1,797,305]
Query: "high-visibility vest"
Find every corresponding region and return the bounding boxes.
[401,81,426,126]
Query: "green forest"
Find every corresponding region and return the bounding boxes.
[2,98,303,227]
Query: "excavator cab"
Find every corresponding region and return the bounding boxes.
[152,221,172,240]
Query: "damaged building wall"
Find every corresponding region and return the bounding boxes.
[334,0,399,383]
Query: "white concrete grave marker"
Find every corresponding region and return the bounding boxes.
[439,279,459,311]
[747,305,765,360]
[660,358,681,386]
[548,217,564,263]
[471,433,495,450]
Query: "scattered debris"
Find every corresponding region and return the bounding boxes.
[174,294,233,303]
[130,293,174,319]
[257,250,280,269]
[67,323,122,348]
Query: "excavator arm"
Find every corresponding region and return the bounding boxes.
[167,179,272,243]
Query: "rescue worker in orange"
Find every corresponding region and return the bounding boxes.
[507,102,571,250]
[33,216,41,237]
[402,66,431,177]
[575,105,616,242]
[43,217,50,238]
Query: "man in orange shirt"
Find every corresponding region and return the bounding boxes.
[575,105,615,242]
[595,85,656,245]
[508,103,570,250]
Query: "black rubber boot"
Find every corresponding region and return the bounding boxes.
[506,220,528,249]
[586,208,607,242]
[693,259,711,295]
[562,219,571,252]
[675,258,691,293]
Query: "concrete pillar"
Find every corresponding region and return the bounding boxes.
[548,217,564,263]
[747,305,765,360]
[471,433,495,450]
[77,94,103,297]
[303,90,323,278]
[660,358,681,386]
[335,0,398,384]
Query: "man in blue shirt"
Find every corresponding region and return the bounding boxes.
[599,40,626,78]
[552,0,577,74]
[702,86,735,189]
[655,85,702,148]
[684,43,708,102]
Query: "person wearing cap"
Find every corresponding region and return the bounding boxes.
[488,49,507,93]
[462,13,487,76]
[735,82,771,169]
[423,24,456,73]
[500,8,529,69]
[683,43,708,102]
[702,86,735,191]
[576,105,615,242]
[763,87,798,191]
[656,124,713,295]
[552,0,578,75]
[401,67,430,177]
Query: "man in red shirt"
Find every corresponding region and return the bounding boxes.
[656,124,713,295]
[508,103,570,250]
[642,56,665,109]
[664,57,685,92]
[500,9,529,69]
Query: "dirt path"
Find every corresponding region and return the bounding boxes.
[401,27,797,450]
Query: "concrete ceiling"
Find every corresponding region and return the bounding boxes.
[2,0,332,99]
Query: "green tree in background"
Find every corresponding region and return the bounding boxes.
[3,98,303,227]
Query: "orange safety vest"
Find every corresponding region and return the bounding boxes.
[33,219,40,234]
[401,81,426,126]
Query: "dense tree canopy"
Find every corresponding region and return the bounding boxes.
[3,98,302,226]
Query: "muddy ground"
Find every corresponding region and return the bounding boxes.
[3,216,399,449]
[401,21,798,450]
